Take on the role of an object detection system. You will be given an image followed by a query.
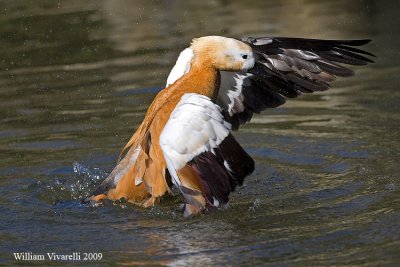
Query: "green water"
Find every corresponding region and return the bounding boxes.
[1,1,399,266]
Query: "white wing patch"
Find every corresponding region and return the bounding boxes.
[159,93,231,187]
[166,48,193,87]
[217,72,253,116]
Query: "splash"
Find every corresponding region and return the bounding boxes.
[70,161,109,199]
[38,162,109,206]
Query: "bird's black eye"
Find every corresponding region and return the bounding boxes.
[242,54,248,59]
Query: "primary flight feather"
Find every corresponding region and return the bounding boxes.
[90,35,374,216]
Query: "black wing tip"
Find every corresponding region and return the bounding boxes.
[242,36,375,59]
[241,36,373,46]
[337,39,372,46]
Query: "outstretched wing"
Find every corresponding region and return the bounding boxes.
[224,37,374,129]
[159,93,254,216]
[166,37,374,130]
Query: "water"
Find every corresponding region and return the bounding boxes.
[1,0,399,266]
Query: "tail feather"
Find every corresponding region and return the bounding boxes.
[111,149,150,203]
[91,146,140,197]
[142,147,169,197]
[141,126,170,197]
[90,146,150,203]
[91,133,170,205]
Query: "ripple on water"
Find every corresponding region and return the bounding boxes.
[13,140,85,151]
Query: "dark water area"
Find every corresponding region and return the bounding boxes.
[1,0,399,266]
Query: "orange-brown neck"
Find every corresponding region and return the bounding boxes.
[173,62,221,101]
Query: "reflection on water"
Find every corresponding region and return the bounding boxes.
[1,0,399,266]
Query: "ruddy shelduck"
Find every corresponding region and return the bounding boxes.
[90,36,374,216]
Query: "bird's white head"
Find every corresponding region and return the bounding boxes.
[190,36,255,72]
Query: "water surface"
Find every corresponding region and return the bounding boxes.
[1,1,399,266]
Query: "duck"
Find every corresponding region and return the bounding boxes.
[89,35,374,217]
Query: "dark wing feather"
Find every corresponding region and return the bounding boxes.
[189,134,254,205]
[218,37,374,129]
